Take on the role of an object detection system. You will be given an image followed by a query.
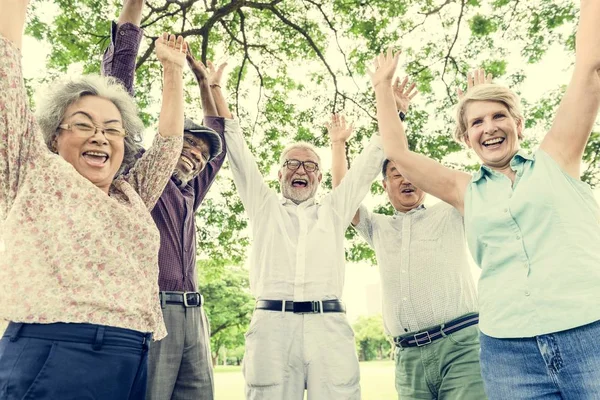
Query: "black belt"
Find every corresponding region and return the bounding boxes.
[159,291,203,308]
[255,299,346,314]
[394,313,479,348]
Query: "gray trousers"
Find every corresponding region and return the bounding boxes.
[146,304,214,400]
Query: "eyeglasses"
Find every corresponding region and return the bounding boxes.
[283,159,319,172]
[58,122,127,141]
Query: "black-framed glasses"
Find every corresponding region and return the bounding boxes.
[58,122,127,141]
[283,159,319,172]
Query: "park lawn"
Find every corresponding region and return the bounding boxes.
[214,360,396,399]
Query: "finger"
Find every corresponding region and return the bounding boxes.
[176,36,185,53]
[399,76,409,92]
[207,60,215,73]
[466,71,473,89]
[162,32,168,42]
[457,88,464,99]
[393,76,400,89]
[406,82,417,96]
[340,115,346,130]
[409,90,418,100]
[486,72,493,83]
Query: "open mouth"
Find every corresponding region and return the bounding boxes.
[292,178,308,188]
[482,137,505,147]
[180,155,197,171]
[82,150,109,167]
[401,188,415,194]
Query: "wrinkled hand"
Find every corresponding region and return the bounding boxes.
[207,60,228,87]
[186,47,209,82]
[457,69,492,99]
[325,114,353,144]
[393,76,418,113]
[367,48,401,89]
[155,33,187,69]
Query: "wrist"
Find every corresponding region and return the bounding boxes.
[210,83,222,89]
[331,140,347,147]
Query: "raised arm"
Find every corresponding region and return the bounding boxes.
[156,33,186,138]
[1,0,47,219]
[208,61,234,119]
[540,0,600,178]
[185,49,228,208]
[101,0,144,96]
[369,49,471,214]
[0,0,28,49]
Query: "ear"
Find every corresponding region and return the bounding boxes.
[317,171,323,184]
[463,133,473,149]
[516,118,524,140]
[51,136,59,153]
[277,169,283,182]
[382,179,388,190]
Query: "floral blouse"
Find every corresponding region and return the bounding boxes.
[0,36,182,340]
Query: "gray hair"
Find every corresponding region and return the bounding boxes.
[279,141,322,166]
[35,75,144,174]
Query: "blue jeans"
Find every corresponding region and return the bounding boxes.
[480,319,600,399]
[0,322,152,400]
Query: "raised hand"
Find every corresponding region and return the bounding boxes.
[367,48,401,89]
[155,33,187,69]
[325,114,354,144]
[186,47,209,82]
[457,69,493,99]
[207,60,228,87]
[393,76,418,113]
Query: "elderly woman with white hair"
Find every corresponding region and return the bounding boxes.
[0,1,187,397]
[368,1,600,398]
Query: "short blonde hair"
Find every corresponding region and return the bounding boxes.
[279,141,322,166]
[454,84,524,143]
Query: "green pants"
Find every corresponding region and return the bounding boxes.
[394,325,486,400]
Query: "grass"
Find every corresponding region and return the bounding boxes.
[214,360,396,399]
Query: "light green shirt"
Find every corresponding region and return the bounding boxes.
[465,149,600,338]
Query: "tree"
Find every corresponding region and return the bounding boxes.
[23,0,593,267]
[198,263,255,366]
[352,314,392,361]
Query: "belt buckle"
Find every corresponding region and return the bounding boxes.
[292,301,322,314]
[183,292,202,308]
[414,331,432,347]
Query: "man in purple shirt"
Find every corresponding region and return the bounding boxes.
[102,1,228,398]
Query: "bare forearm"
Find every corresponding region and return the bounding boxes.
[0,0,29,49]
[117,0,144,26]
[331,142,347,188]
[198,79,218,117]
[211,86,233,119]
[159,66,184,137]
[375,83,409,160]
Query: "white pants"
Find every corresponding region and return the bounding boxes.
[243,309,361,399]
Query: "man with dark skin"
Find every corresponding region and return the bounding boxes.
[102,1,230,398]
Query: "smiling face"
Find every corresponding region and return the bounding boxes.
[172,133,211,188]
[382,163,426,212]
[54,96,124,194]
[463,100,523,170]
[278,148,323,204]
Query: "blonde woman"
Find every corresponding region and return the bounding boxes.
[368,1,600,398]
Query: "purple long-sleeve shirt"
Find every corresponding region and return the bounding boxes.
[102,22,227,292]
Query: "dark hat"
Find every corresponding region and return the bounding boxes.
[183,118,223,162]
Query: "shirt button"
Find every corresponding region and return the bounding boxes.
[525,291,530,296]
[516,235,521,240]
[119,31,125,36]
[504,208,508,213]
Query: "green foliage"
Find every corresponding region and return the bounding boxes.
[353,315,392,361]
[23,0,587,271]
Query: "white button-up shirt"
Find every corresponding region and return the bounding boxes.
[224,119,384,300]
[354,202,478,337]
